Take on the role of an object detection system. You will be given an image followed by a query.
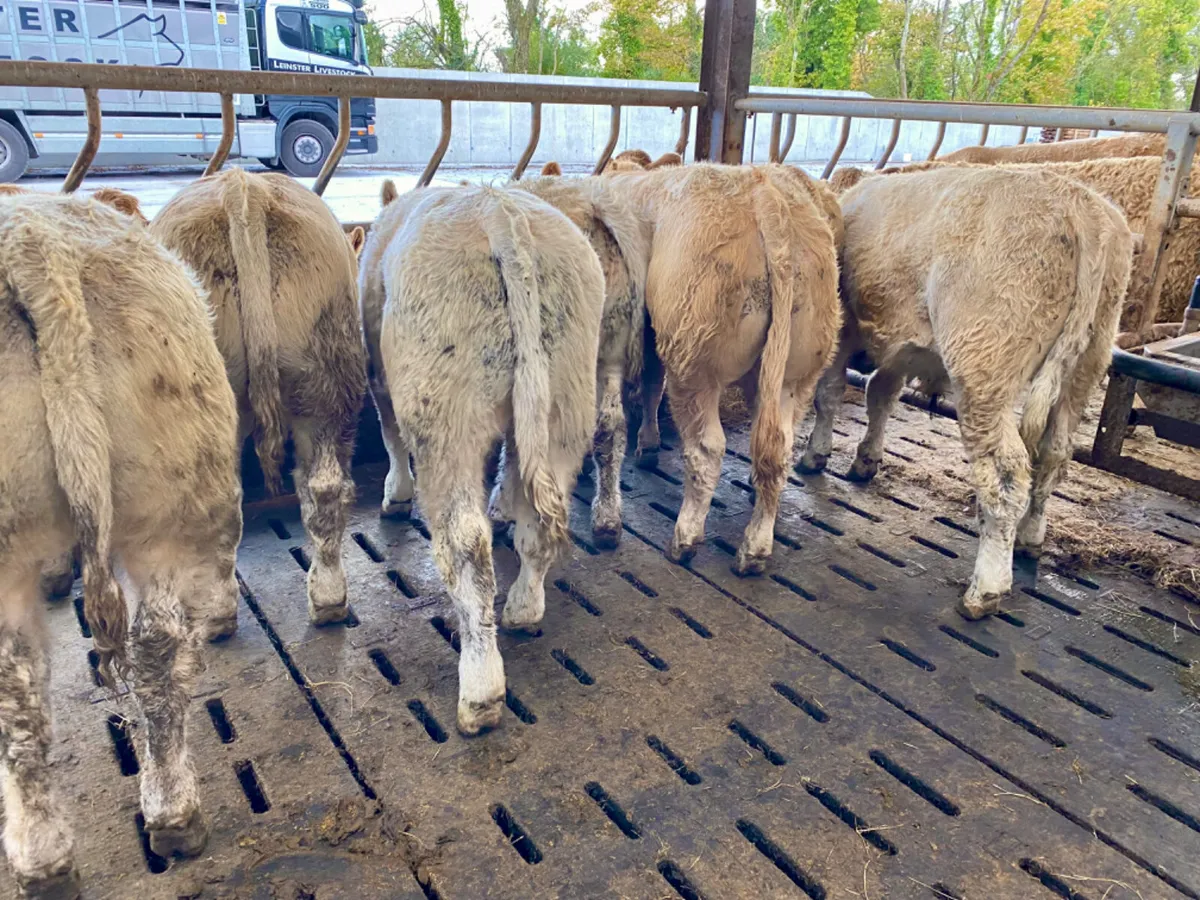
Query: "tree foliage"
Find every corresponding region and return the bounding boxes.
[367,0,1200,108]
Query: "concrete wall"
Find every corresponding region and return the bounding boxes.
[369,67,1071,169]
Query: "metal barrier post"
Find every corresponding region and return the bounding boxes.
[203,93,236,177]
[62,86,100,193]
[675,106,691,156]
[821,116,852,180]
[511,102,542,179]
[876,118,901,169]
[312,96,350,196]
[418,99,453,188]
[695,0,754,163]
[779,113,796,160]
[768,112,783,162]
[927,121,945,160]
[594,105,621,174]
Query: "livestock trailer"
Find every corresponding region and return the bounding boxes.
[0,0,377,180]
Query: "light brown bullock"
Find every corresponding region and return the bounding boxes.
[800,167,1132,619]
[0,192,241,896]
[830,156,1197,325]
[150,169,368,629]
[939,132,1165,165]
[488,175,650,546]
[360,184,603,735]
[608,163,843,574]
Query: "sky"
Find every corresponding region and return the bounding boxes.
[366,0,599,69]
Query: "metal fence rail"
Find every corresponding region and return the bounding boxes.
[0,60,706,195]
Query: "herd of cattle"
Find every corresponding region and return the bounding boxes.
[0,130,1182,896]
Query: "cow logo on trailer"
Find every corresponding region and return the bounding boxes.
[97,14,186,66]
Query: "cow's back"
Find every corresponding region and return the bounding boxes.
[0,194,239,555]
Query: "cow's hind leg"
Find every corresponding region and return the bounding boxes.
[667,382,723,564]
[373,385,414,519]
[591,368,626,549]
[957,394,1031,620]
[0,569,78,898]
[848,364,905,482]
[798,342,851,474]
[293,418,354,626]
[122,557,207,862]
[418,445,505,736]
[39,549,75,602]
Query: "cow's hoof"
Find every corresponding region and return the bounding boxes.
[733,550,767,577]
[956,589,1005,621]
[796,453,828,475]
[203,615,238,643]
[666,539,698,566]
[592,524,621,551]
[309,601,350,627]
[457,696,504,737]
[380,498,412,520]
[847,459,879,482]
[634,448,660,471]
[17,869,80,900]
[148,809,209,860]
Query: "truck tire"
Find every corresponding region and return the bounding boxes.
[280,119,334,178]
[257,157,286,171]
[0,120,30,183]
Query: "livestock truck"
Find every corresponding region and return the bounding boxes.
[0,0,378,180]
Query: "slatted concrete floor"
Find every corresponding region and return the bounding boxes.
[9,398,1200,900]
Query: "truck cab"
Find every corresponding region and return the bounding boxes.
[246,0,377,175]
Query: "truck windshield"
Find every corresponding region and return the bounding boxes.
[308,13,359,64]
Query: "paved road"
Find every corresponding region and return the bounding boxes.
[17,160,828,223]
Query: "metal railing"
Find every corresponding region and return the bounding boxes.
[0,59,706,195]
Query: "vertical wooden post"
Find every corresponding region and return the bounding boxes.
[695,0,756,164]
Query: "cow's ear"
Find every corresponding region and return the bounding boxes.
[540,161,562,176]
[92,188,148,223]
[380,180,398,206]
[348,226,366,258]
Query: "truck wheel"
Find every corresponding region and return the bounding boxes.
[0,120,30,183]
[280,119,334,178]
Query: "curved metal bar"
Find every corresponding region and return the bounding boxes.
[593,105,621,175]
[203,93,236,177]
[875,118,902,170]
[977,123,990,145]
[62,86,100,193]
[675,106,691,156]
[312,96,350,196]
[1017,125,1029,145]
[927,121,946,160]
[820,116,852,180]
[779,114,796,160]
[511,101,542,180]
[768,112,783,162]
[417,99,453,188]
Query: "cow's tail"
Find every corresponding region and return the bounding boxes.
[591,185,650,384]
[2,209,127,684]
[484,192,567,548]
[1019,198,1131,454]
[223,168,285,494]
[749,177,797,491]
